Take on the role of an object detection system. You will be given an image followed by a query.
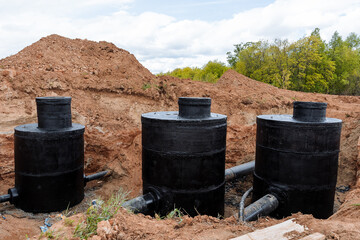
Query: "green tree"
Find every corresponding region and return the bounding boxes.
[345,32,360,49]
[289,30,335,93]
[194,60,229,83]
[344,69,360,95]
[327,31,360,94]
[266,39,292,89]
[226,43,253,68]
[165,28,360,95]
[230,41,273,84]
[226,28,336,93]
[164,67,200,79]
[161,60,228,83]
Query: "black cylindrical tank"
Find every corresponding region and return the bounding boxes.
[11,97,85,213]
[253,101,342,219]
[142,97,227,217]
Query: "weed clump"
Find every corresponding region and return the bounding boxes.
[74,190,128,239]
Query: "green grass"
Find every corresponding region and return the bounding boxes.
[166,208,183,220]
[64,218,74,227]
[45,231,55,239]
[142,83,152,90]
[155,208,184,224]
[73,189,128,239]
[38,230,58,240]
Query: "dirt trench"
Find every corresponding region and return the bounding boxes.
[0,35,359,239]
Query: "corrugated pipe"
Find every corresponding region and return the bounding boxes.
[239,187,253,221]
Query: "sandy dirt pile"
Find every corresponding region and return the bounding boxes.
[0,35,360,239]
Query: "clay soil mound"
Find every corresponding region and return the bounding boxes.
[0,35,360,239]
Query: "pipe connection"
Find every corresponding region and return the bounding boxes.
[123,161,255,215]
[0,172,108,205]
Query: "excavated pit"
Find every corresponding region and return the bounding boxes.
[0,35,359,239]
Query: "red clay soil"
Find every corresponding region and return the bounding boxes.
[0,35,360,239]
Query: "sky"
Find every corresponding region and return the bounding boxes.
[0,0,360,73]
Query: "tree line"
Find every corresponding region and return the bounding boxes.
[161,28,360,95]
[158,60,229,83]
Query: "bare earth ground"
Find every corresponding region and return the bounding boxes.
[0,35,359,239]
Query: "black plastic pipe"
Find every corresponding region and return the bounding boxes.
[225,161,255,181]
[122,192,157,214]
[0,194,11,203]
[243,194,279,221]
[84,171,108,184]
[123,161,255,215]
[3,160,252,210]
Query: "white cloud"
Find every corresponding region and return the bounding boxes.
[0,0,133,17]
[1,0,360,73]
